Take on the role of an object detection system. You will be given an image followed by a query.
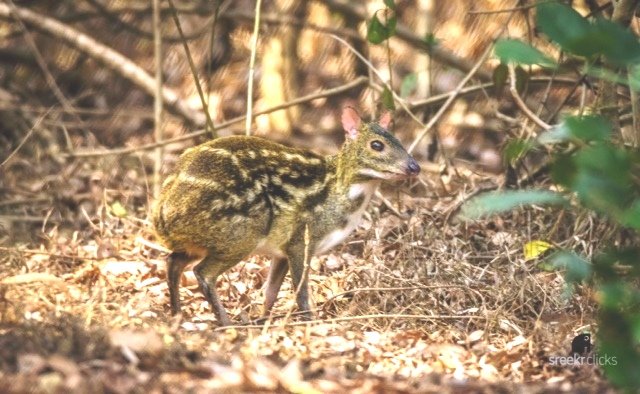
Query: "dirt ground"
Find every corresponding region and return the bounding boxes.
[0,170,614,393]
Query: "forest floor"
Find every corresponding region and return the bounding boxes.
[0,169,614,393]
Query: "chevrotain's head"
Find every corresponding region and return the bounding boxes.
[340,107,420,180]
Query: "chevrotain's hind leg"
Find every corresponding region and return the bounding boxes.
[262,257,289,317]
[193,252,241,326]
[167,251,191,315]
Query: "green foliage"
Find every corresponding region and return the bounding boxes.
[514,65,528,95]
[536,2,597,58]
[492,63,508,94]
[367,9,396,45]
[462,3,640,387]
[458,190,566,220]
[424,32,439,49]
[537,2,640,65]
[539,115,611,144]
[547,251,591,284]
[494,39,556,67]
[502,138,535,165]
[383,0,396,11]
[381,86,396,110]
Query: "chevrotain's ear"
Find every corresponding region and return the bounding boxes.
[379,111,392,129]
[341,107,361,140]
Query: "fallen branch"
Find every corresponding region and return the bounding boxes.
[0,3,205,127]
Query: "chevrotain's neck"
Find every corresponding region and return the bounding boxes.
[330,141,362,190]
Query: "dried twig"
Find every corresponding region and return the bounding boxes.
[330,34,423,125]
[0,107,53,167]
[152,0,164,199]
[216,313,485,331]
[408,44,494,153]
[166,0,216,134]
[508,64,551,131]
[5,0,88,140]
[245,0,263,135]
[323,0,493,81]
[0,3,205,127]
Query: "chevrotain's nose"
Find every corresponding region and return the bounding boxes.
[407,158,421,176]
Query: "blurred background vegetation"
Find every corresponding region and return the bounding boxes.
[1,0,640,391]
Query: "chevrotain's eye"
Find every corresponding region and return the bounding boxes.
[370,140,385,152]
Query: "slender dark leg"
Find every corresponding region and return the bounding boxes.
[263,257,289,316]
[167,252,191,315]
[193,254,239,326]
[286,248,312,320]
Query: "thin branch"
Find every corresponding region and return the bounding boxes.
[152,0,164,199]
[408,44,494,153]
[467,2,544,15]
[65,76,369,158]
[215,313,485,331]
[322,0,493,81]
[84,0,210,43]
[329,34,424,125]
[407,1,524,153]
[0,3,205,127]
[1,107,53,167]
[508,64,551,130]
[245,0,263,135]
[166,0,216,135]
[407,77,579,112]
[5,0,89,140]
[206,1,224,112]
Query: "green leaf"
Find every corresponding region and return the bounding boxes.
[367,13,388,44]
[574,144,631,186]
[458,189,567,220]
[585,65,629,86]
[400,73,417,97]
[367,10,396,44]
[424,32,439,49]
[550,152,577,187]
[536,2,596,58]
[381,86,396,111]
[548,251,591,284]
[572,170,629,216]
[492,63,508,95]
[630,64,640,91]
[494,39,556,67]
[387,14,397,37]
[383,0,396,10]
[514,66,528,94]
[537,2,640,65]
[503,138,535,164]
[591,17,640,66]
[621,200,640,229]
[541,115,611,144]
[565,115,611,142]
